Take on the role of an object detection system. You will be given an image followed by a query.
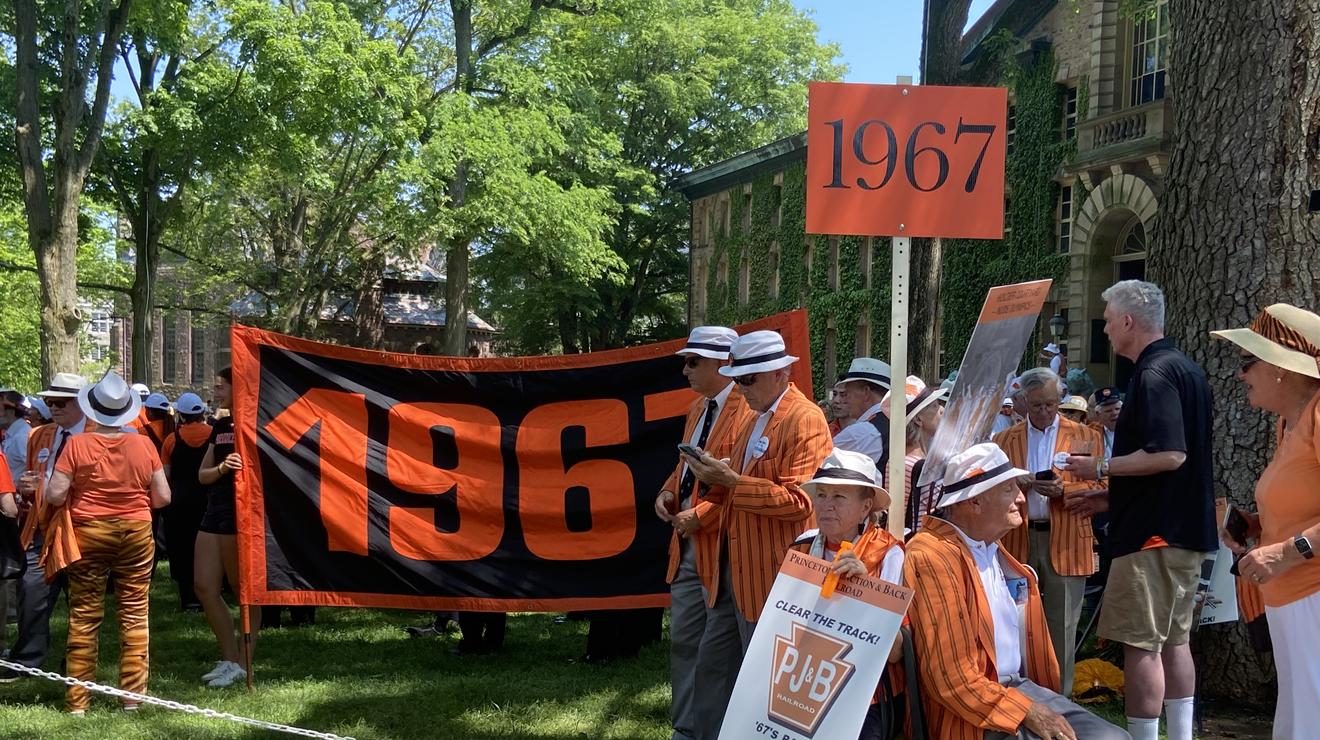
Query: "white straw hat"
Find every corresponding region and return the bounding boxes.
[131,382,151,397]
[675,326,739,360]
[834,357,892,390]
[1210,303,1320,379]
[1060,395,1089,413]
[78,371,143,428]
[802,449,889,505]
[38,372,87,399]
[880,376,947,424]
[719,330,798,377]
[937,442,1028,508]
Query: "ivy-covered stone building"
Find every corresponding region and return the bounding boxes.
[675,0,1170,395]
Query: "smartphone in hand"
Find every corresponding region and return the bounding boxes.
[677,444,703,460]
[1225,504,1251,548]
[1034,470,1057,481]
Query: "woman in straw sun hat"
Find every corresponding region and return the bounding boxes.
[43,371,171,713]
[1211,303,1320,738]
[789,449,907,740]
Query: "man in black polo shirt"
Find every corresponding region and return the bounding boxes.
[1067,280,1215,740]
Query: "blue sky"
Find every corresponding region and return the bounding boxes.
[791,0,998,83]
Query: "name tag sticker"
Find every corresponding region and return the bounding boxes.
[36,448,50,464]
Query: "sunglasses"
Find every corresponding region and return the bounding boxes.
[733,373,761,387]
[1239,354,1260,372]
[47,399,73,409]
[683,356,704,369]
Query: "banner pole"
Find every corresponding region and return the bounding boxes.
[241,604,254,692]
[886,234,910,537]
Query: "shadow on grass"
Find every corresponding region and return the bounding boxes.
[1,563,673,739]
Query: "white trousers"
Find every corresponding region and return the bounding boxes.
[1266,588,1320,740]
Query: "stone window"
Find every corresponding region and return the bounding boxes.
[1129,0,1169,106]
[737,247,750,306]
[1057,185,1073,253]
[1061,85,1078,141]
[768,240,780,300]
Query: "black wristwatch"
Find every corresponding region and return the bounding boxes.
[1295,535,1314,560]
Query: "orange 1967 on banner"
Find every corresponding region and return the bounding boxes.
[806,81,1008,239]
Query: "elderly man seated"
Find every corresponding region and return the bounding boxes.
[903,443,1129,740]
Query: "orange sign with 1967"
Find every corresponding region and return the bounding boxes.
[806,81,1007,239]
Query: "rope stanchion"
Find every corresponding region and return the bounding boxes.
[0,658,354,740]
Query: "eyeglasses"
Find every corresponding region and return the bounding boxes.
[733,373,761,387]
[1239,354,1260,372]
[47,399,73,409]
[683,356,703,369]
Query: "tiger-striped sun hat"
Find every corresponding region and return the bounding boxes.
[1211,303,1320,379]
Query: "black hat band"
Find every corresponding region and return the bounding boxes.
[88,391,132,419]
[684,341,731,352]
[843,371,891,385]
[942,461,1015,495]
[730,350,786,367]
[809,467,876,485]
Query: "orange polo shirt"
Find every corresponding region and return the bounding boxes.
[54,433,161,524]
[1254,391,1320,607]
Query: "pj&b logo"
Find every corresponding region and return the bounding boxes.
[767,622,855,736]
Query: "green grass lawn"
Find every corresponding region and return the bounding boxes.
[0,563,672,739]
[1,562,1257,740]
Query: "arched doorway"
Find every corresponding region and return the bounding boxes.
[1071,173,1157,388]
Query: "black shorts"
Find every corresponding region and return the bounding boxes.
[198,496,236,536]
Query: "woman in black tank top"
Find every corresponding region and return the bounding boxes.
[192,368,260,688]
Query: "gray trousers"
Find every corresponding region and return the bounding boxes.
[1028,528,1085,698]
[670,541,742,740]
[985,678,1130,740]
[8,540,63,669]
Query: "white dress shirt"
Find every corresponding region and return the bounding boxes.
[1025,415,1059,521]
[1102,426,1115,461]
[741,386,791,472]
[832,400,886,464]
[679,381,734,508]
[948,520,1023,681]
[2,418,31,488]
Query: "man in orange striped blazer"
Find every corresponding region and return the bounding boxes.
[993,367,1105,698]
[653,326,752,740]
[685,330,830,647]
[0,373,86,684]
[904,443,1128,740]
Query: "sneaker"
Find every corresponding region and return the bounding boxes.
[201,660,232,682]
[207,662,247,688]
[0,669,22,684]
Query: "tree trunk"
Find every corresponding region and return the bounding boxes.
[352,252,387,349]
[11,0,133,383]
[34,209,84,380]
[914,0,972,378]
[130,204,160,384]
[443,0,474,356]
[1149,0,1320,703]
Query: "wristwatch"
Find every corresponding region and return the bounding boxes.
[1295,535,1314,560]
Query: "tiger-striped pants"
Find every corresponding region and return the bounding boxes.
[64,517,155,712]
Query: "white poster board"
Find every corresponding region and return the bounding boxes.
[1196,500,1240,626]
[719,549,913,740]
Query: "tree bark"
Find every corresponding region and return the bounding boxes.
[443,0,474,356]
[914,0,972,378]
[1150,0,1320,702]
[11,0,134,383]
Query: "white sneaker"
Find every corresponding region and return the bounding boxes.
[201,660,230,682]
[207,661,247,688]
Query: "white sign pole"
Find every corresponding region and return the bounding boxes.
[886,234,909,537]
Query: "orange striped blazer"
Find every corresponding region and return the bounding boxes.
[661,385,752,588]
[18,423,56,548]
[993,418,1103,577]
[903,518,1060,739]
[717,383,830,620]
